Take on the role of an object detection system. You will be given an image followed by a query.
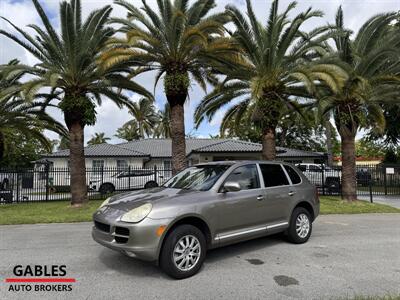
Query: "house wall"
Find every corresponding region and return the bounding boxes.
[46,157,145,168]
[334,159,382,166]
[36,157,146,187]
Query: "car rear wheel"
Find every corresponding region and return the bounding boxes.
[99,183,115,195]
[287,207,312,244]
[160,225,206,279]
[144,180,158,189]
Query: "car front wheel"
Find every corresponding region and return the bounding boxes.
[99,183,115,195]
[160,225,206,279]
[287,207,312,244]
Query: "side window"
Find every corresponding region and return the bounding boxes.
[260,164,289,187]
[297,164,306,172]
[224,165,260,190]
[309,165,321,172]
[284,165,301,184]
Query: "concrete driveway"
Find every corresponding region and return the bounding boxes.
[1,214,399,300]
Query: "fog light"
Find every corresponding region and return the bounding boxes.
[156,225,166,237]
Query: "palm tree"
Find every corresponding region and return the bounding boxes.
[0,60,66,161]
[195,0,346,160]
[124,97,158,138]
[101,0,232,174]
[318,7,400,201]
[154,103,171,138]
[58,136,70,150]
[0,0,151,205]
[115,121,141,141]
[87,133,110,145]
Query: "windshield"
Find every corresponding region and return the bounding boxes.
[163,165,230,191]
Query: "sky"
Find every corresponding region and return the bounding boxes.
[1,0,399,145]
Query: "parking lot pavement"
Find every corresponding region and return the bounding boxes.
[1,214,399,300]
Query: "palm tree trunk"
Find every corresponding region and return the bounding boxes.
[262,127,276,160]
[170,103,187,174]
[325,120,334,166]
[68,121,88,206]
[340,131,357,201]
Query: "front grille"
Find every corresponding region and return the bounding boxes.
[115,226,130,236]
[94,221,110,233]
[114,226,130,244]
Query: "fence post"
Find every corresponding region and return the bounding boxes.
[16,170,20,203]
[101,166,104,186]
[128,165,131,189]
[45,164,50,201]
[154,165,157,183]
[369,178,373,203]
[321,164,325,196]
[383,166,388,196]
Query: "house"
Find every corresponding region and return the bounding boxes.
[333,156,384,166]
[41,138,326,170]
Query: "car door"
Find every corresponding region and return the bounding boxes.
[215,164,267,240]
[259,163,292,225]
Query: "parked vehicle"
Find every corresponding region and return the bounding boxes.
[92,161,319,279]
[89,169,169,194]
[0,172,12,190]
[296,163,341,187]
[356,168,372,186]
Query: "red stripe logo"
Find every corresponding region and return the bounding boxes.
[5,278,76,283]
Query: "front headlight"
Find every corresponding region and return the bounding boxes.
[99,198,110,209]
[120,203,152,223]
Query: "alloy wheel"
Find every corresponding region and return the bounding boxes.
[296,213,310,238]
[173,235,201,272]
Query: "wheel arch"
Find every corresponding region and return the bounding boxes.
[157,214,212,262]
[293,201,315,221]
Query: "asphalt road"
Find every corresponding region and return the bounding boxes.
[1,214,399,300]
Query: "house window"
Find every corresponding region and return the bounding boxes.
[92,160,104,170]
[163,160,172,180]
[163,160,172,171]
[117,160,128,171]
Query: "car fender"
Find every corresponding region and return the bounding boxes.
[155,212,213,262]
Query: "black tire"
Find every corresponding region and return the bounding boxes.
[99,183,115,195]
[144,180,158,189]
[160,225,206,279]
[287,207,312,244]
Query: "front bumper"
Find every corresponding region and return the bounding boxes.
[92,207,173,262]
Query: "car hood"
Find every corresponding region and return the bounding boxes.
[104,187,201,212]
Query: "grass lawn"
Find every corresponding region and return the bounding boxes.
[320,196,400,214]
[0,196,399,225]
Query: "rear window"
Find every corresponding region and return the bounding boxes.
[284,165,301,184]
[259,164,289,187]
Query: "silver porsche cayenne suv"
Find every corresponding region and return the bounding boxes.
[92,161,319,279]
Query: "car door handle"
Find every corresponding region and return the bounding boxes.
[288,191,296,196]
[256,195,264,201]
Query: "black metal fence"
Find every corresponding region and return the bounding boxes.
[0,166,172,203]
[296,163,400,202]
[0,163,399,204]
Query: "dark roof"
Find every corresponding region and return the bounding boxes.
[45,143,148,158]
[43,138,324,158]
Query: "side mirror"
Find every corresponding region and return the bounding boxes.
[223,181,241,192]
